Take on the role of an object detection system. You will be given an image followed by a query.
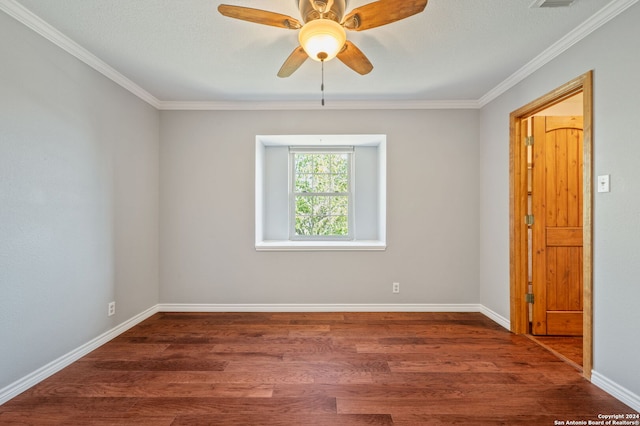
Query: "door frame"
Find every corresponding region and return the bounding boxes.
[509,71,593,380]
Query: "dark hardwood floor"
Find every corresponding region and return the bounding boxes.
[528,335,584,371]
[1,312,636,425]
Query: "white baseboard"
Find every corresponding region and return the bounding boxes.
[157,303,484,313]
[0,305,159,405]
[592,371,640,413]
[157,304,514,332]
[479,305,511,330]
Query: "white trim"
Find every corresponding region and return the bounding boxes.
[256,134,386,249]
[0,305,159,405]
[592,371,640,412]
[2,0,635,111]
[479,305,511,330]
[0,0,160,109]
[157,100,481,111]
[255,240,386,251]
[479,0,639,106]
[157,303,483,313]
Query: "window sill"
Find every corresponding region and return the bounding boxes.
[255,240,387,252]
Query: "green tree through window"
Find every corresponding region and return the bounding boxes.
[292,151,351,238]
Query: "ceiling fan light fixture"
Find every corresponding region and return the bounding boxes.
[298,18,346,62]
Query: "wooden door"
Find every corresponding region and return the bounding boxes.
[531,116,584,336]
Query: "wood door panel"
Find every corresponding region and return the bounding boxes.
[546,228,583,246]
[531,116,583,336]
[547,311,583,336]
[554,130,569,227]
[567,129,581,227]
[546,247,582,311]
[545,116,583,131]
[544,132,557,227]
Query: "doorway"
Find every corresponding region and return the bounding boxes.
[509,71,593,380]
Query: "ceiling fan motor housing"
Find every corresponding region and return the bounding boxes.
[299,0,346,23]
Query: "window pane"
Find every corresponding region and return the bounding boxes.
[330,196,349,215]
[332,173,349,192]
[293,152,350,238]
[295,173,313,192]
[295,195,313,215]
[332,154,349,174]
[295,215,314,236]
[314,174,332,193]
[315,154,331,173]
[312,196,329,216]
[295,155,314,174]
[294,195,349,237]
[331,214,348,235]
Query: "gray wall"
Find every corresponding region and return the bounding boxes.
[478,2,640,398]
[160,109,480,305]
[0,12,160,389]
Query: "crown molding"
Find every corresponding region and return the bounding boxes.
[479,0,639,107]
[0,0,161,109]
[2,0,637,111]
[157,99,481,111]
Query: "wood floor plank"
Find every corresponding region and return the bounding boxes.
[27,383,274,398]
[224,360,391,375]
[0,412,74,425]
[392,414,561,425]
[337,396,547,416]
[273,383,465,399]
[126,396,337,415]
[0,312,635,425]
[387,360,502,373]
[172,413,393,426]
[91,357,228,372]
[529,335,584,368]
[0,396,137,415]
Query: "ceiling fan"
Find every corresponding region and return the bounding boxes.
[218,0,429,78]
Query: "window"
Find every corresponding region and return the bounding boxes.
[290,148,353,240]
[256,134,386,251]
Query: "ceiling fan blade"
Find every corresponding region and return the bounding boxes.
[218,5,302,29]
[336,41,373,75]
[342,0,428,31]
[278,46,309,78]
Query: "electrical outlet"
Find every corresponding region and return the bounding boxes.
[392,282,400,294]
[597,174,610,193]
[108,301,116,317]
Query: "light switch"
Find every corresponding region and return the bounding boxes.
[598,175,610,193]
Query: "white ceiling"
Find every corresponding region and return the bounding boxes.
[2,0,630,108]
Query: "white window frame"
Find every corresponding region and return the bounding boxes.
[255,134,386,251]
[289,147,354,241]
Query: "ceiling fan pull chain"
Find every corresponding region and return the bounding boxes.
[321,60,325,106]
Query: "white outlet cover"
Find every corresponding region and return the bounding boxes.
[597,175,610,193]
